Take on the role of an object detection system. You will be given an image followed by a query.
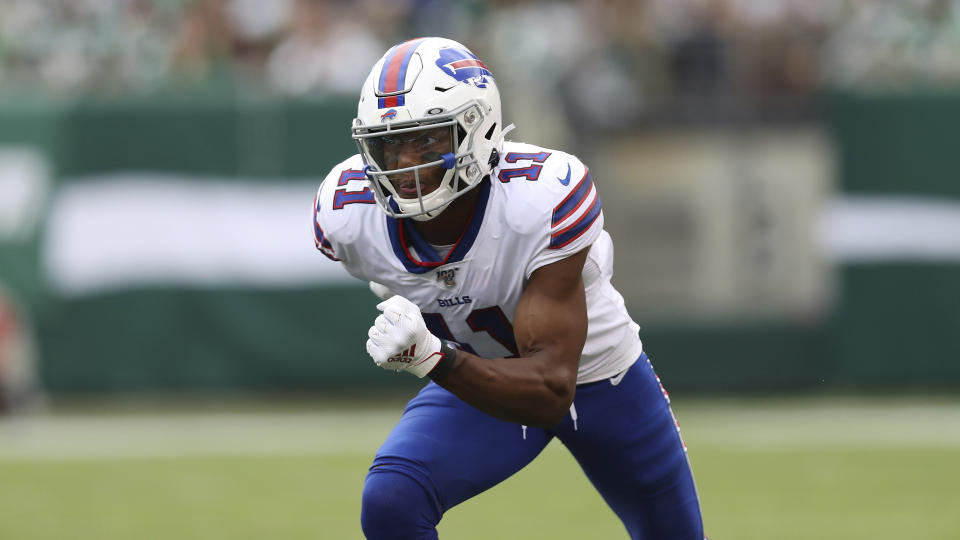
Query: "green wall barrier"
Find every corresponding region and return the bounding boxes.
[826,91,960,198]
[832,264,960,389]
[35,285,426,393]
[57,96,358,178]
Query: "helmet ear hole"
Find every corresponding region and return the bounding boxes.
[484,123,497,140]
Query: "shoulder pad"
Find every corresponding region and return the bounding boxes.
[495,143,592,236]
[314,154,371,250]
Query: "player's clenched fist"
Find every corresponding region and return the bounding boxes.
[366,296,449,378]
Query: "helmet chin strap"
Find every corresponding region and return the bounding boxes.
[396,150,460,221]
[404,185,455,221]
[410,208,444,222]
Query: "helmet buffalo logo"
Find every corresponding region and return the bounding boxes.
[380,109,398,120]
[436,48,493,88]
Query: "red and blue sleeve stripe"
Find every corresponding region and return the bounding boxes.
[377,38,426,109]
[552,168,593,226]
[549,170,602,249]
[549,196,601,249]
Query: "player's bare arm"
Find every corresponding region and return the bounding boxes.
[432,248,589,428]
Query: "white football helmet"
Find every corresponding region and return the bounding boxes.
[352,37,504,221]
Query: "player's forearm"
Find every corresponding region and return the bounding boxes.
[432,348,576,428]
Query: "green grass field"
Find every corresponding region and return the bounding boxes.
[1,396,958,539]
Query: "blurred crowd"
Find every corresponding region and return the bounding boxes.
[2,0,960,128]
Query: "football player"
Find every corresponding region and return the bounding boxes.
[313,37,705,539]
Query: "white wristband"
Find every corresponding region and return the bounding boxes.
[404,335,444,378]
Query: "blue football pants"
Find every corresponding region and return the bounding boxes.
[360,353,704,539]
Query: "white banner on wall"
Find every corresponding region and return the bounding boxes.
[43,173,352,296]
[819,196,960,262]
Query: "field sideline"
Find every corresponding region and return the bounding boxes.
[1,396,958,539]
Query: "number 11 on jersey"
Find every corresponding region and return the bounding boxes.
[422,306,519,357]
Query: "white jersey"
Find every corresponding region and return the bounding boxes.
[313,141,642,384]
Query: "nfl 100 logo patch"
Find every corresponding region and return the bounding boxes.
[436,267,458,289]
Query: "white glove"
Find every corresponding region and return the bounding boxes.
[368,281,395,301]
[366,295,445,378]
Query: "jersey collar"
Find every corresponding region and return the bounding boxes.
[386,180,491,274]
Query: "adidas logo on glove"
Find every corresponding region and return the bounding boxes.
[388,345,417,365]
